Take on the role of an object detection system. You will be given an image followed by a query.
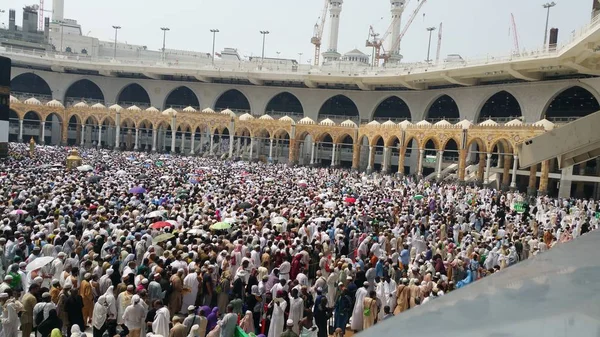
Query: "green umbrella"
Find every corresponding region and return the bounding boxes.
[155,161,164,167]
[210,222,232,230]
[413,195,425,200]
[152,233,175,243]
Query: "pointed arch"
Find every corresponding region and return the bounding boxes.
[426,94,460,121]
[543,86,600,121]
[117,83,151,107]
[478,90,522,122]
[214,89,251,111]
[11,73,52,96]
[318,95,359,119]
[164,86,200,110]
[64,79,105,104]
[372,96,411,121]
[265,92,304,115]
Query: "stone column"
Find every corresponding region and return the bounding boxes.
[398,149,406,176]
[190,132,195,155]
[170,131,176,154]
[458,149,467,184]
[288,139,297,165]
[331,143,337,167]
[180,132,186,153]
[575,165,586,197]
[477,155,486,183]
[198,131,204,154]
[502,155,512,190]
[40,121,46,145]
[249,137,254,160]
[209,132,214,155]
[229,133,234,158]
[382,147,389,173]
[510,155,519,189]
[18,119,23,143]
[161,129,167,152]
[484,153,492,185]
[152,129,158,152]
[367,146,374,173]
[417,149,425,177]
[310,142,315,165]
[97,125,102,148]
[436,150,444,181]
[236,138,241,155]
[134,128,139,150]
[539,160,550,195]
[558,165,573,198]
[80,125,85,147]
[527,164,538,196]
[352,143,360,170]
[115,112,121,150]
[268,138,274,161]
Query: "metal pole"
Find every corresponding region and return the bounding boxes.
[260,30,269,66]
[426,27,436,63]
[60,23,64,52]
[543,2,556,51]
[210,29,219,65]
[161,27,170,61]
[112,26,121,59]
[298,52,303,64]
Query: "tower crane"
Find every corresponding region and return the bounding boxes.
[311,0,330,66]
[511,13,520,56]
[435,22,442,64]
[365,0,410,67]
[36,0,53,31]
[382,0,427,63]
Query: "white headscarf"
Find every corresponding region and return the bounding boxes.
[93,295,109,330]
[70,324,83,337]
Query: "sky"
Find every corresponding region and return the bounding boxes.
[0,0,593,63]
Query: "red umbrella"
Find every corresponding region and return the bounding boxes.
[344,197,357,204]
[150,221,173,229]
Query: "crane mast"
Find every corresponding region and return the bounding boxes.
[38,0,44,31]
[436,22,443,64]
[511,13,520,56]
[383,0,427,63]
[311,0,330,66]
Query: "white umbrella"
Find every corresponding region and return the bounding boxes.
[324,201,336,209]
[102,154,110,159]
[116,170,127,175]
[26,256,54,272]
[314,217,331,223]
[223,217,237,224]
[76,165,93,172]
[146,210,167,218]
[264,177,275,182]
[144,159,153,163]
[186,228,204,235]
[160,175,171,180]
[272,216,288,224]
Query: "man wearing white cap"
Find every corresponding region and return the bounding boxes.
[183,305,203,332]
[280,319,299,337]
[33,292,56,330]
[0,275,11,293]
[0,292,18,337]
[122,294,146,337]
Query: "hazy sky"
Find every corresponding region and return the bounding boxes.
[1,0,593,63]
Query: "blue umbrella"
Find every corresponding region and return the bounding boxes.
[189,178,199,184]
[129,186,147,194]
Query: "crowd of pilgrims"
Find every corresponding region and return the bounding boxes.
[0,143,597,337]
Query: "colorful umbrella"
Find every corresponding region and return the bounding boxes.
[150,221,173,229]
[210,222,232,230]
[344,197,357,204]
[413,195,425,200]
[9,209,28,215]
[129,186,147,194]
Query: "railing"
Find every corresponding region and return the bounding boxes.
[546,116,580,123]
[477,116,522,123]
[425,117,461,124]
[318,114,360,123]
[65,97,106,107]
[11,91,53,103]
[2,14,598,77]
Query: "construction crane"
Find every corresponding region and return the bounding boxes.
[36,0,53,31]
[365,0,410,67]
[511,13,520,56]
[311,0,329,66]
[382,0,427,63]
[435,22,443,64]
